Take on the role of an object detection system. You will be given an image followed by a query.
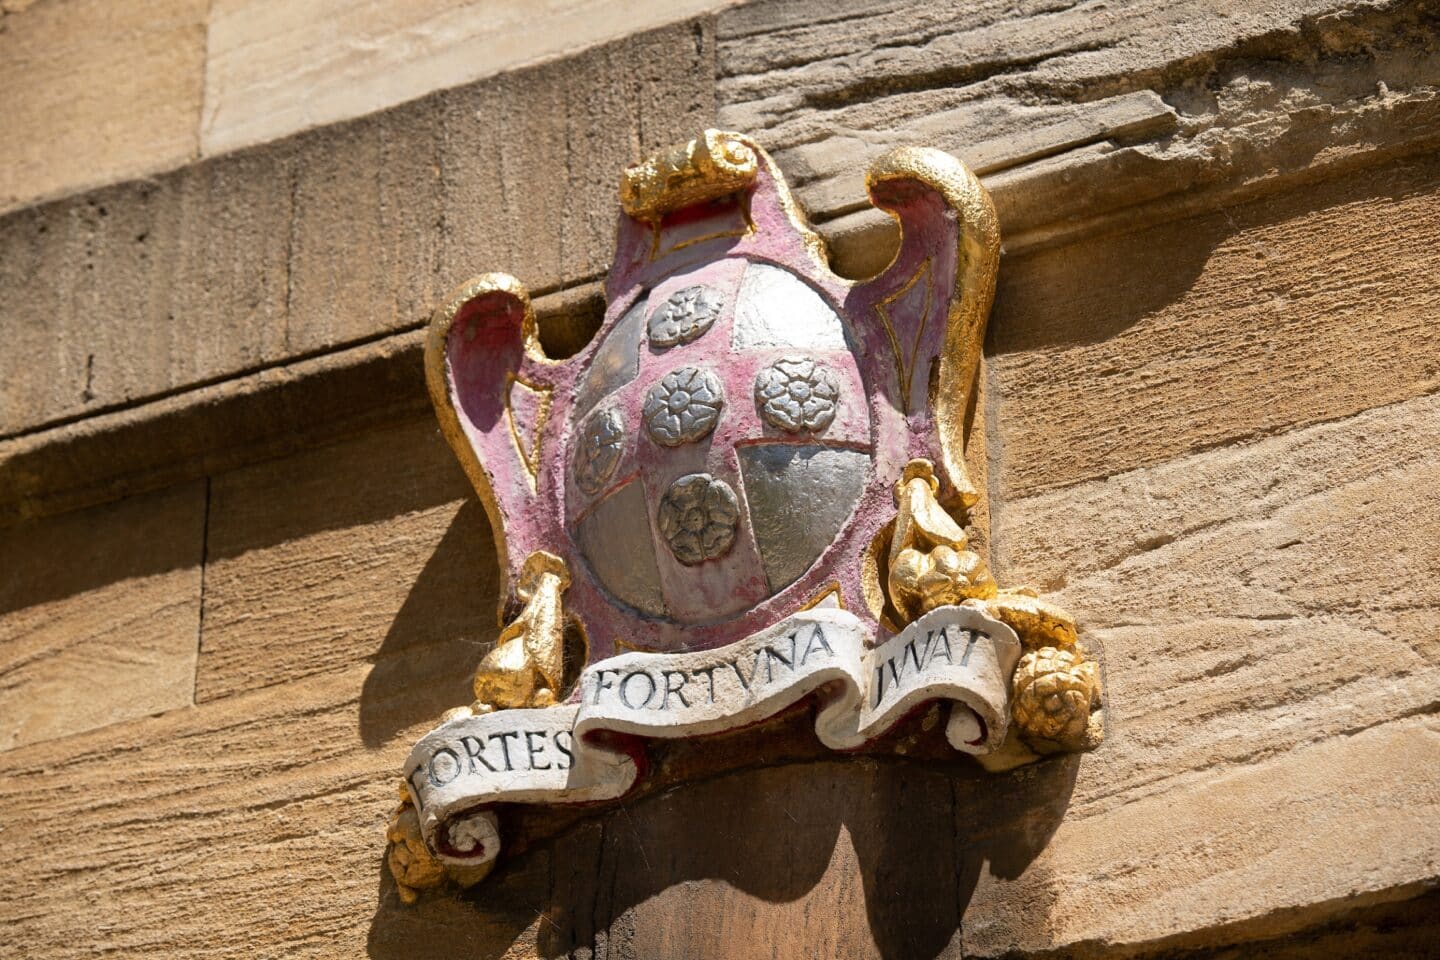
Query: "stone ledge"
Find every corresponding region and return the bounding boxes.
[5,0,1437,446]
[0,18,715,439]
[0,282,603,528]
[9,128,1440,532]
[0,0,740,218]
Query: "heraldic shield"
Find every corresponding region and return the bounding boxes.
[389,131,1105,900]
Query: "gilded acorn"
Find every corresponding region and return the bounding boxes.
[386,795,446,904]
[1011,646,1101,748]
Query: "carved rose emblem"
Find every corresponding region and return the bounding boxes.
[643,367,724,446]
[649,285,724,347]
[574,407,625,493]
[754,356,840,433]
[657,473,740,564]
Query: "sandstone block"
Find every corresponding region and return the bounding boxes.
[965,715,1440,955]
[987,388,1440,853]
[202,0,730,157]
[0,20,714,438]
[0,0,207,214]
[988,152,1440,500]
[195,417,500,746]
[0,481,205,749]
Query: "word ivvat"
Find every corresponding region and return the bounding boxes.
[402,606,1020,867]
[872,624,987,708]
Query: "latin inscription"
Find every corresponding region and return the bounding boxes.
[872,626,982,708]
[402,609,1018,824]
[588,623,837,711]
[408,728,575,803]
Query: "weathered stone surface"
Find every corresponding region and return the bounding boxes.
[1181,890,1440,960]
[435,20,716,301]
[0,283,604,530]
[196,418,500,733]
[202,0,730,157]
[987,151,1440,501]
[0,0,208,215]
[0,661,529,958]
[995,389,1440,637]
[3,2,1439,956]
[1,387,1418,956]
[0,0,728,216]
[972,389,1440,952]
[13,0,1437,448]
[283,102,444,357]
[0,329,430,529]
[964,715,1440,956]
[720,0,1440,246]
[0,142,294,439]
[0,398,1435,954]
[0,19,712,439]
[0,481,205,749]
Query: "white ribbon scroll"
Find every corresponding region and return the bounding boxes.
[404,605,1019,866]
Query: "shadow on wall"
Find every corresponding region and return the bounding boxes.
[358,498,502,747]
[988,149,1440,361]
[363,738,1079,960]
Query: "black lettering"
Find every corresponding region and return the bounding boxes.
[763,634,796,682]
[592,668,620,705]
[661,670,692,709]
[729,651,762,692]
[619,670,657,709]
[427,746,462,787]
[801,625,835,664]
[524,731,551,770]
[460,735,497,773]
[488,730,520,771]
[959,629,980,667]
[873,636,924,707]
[929,627,954,665]
[904,636,924,672]
[554,730,575,770]
[693,665,720,703]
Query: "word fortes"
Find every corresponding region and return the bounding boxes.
[587,623,837,711]
[409,727,575,796]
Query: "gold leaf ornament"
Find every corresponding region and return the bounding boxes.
[1011,646,1103,750]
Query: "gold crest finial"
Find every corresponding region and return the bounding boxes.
[620,129,759,221]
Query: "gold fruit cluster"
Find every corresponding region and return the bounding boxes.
[886,459,1103,757]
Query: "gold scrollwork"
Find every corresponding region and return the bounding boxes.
[884,459,1104,765]
[385,783,494,904]
[386,551,580,902]
[620,129,759,222]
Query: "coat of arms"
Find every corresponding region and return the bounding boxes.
[387,130,1104,901]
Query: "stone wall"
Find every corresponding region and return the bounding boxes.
[1,1,1437,957]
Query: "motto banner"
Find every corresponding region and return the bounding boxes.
[405,606,1020,865]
